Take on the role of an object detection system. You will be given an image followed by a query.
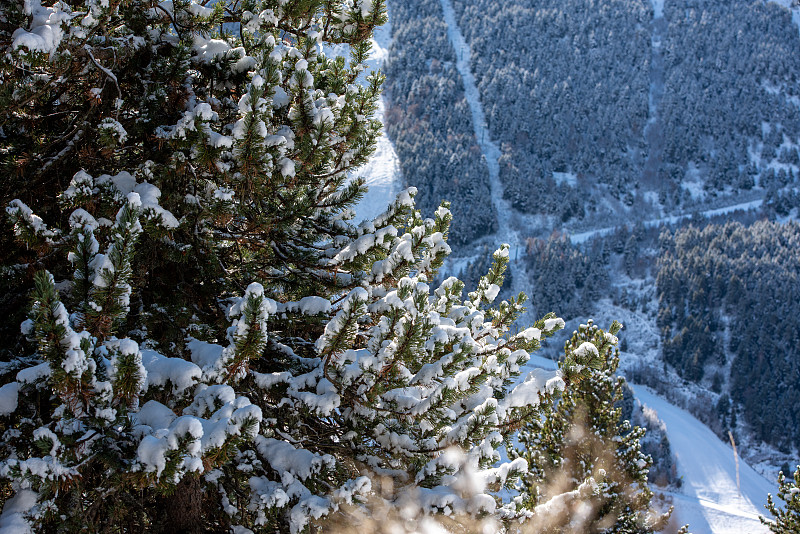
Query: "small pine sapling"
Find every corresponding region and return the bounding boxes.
[761,465,800,533]
[514,320,673,532]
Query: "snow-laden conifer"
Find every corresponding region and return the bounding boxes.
[0,0,631,531]
[514,320,674,532]
[762,465,800,534]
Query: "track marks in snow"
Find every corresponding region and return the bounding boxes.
[438,0,541,319]
[569,198,764,244]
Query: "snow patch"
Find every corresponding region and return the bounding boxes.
[552,172,577,187]
[347,6,402,223]
[0,489,37,533]
[651,0,664,19]
[0,382,21,416]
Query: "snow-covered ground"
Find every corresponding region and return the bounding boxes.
[523,296,779,533]
[348,7,402,223]
[651,0,665,19]
[351,95,401,223]
[643,0,666,202]
[552,172,578,187]
[633,386,775,533]
[596,289,790,533]
[569,198,764,244]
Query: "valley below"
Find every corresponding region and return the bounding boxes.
[352,0,800,531]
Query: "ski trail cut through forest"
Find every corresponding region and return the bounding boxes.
[643,0,666,189]
[438,0,519,255]
[439,0,540,323]
[569,198,764,244]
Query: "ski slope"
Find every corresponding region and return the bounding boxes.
[519,357,778,533]
[349,7,402,223]
[633,385,776,533]
[438,0,547,326]
[438,0,515,251]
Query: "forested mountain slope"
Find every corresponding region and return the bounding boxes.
[384,0,800,238]
[379,0,800,504]
[453,0,652,220]
[658,221,800,452]
[383,0,495,245]
[657,1,800,198]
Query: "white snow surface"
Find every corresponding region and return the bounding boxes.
[349,6,402,223]
[651,0,664,19]
[0,489,36,534]
[633,385,775,534]
[0,382,20,416]
[10,0,70,56]
[141,349,201,396]
[438,0,517,254]
[552,172,577,187]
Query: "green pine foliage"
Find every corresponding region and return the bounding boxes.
[0,0,392,353]
[513,320,672,533]
[0,1,650,532]
[761,465,800,534]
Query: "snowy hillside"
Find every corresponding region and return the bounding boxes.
[349,11,402,223]
[355,0,798,530]
[634,386,775,534]
[360,1,795,531]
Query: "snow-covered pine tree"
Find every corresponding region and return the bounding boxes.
[0,1,608,532]
[0,0,392,351]
[761,465,800,533]
[513,320,673,533]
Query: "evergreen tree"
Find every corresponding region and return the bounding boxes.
[0,0,391,352]
[0,1,611,531]
[761,465,800,534]
[513,320,672,533]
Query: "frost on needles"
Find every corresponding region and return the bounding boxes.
[0,0,666,532]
